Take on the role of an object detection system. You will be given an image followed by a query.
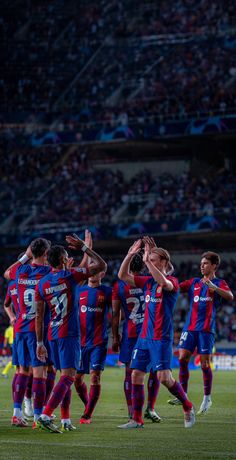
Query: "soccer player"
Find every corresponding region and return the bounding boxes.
[118,237,195,429]
[74,266,111,424]
[35,236,107,433]
[112,252,161,422]
[168,251,233,414]
[4,238,52,427]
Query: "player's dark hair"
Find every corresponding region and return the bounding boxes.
[30,238,51,258]
[47,245,67,268]
[130,253,144,273]
[201,251,221,267]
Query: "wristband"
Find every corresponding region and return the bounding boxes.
[37,341,44,347]
[81,244,88,253]
[19,253,29,264]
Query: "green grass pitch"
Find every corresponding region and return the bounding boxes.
[0,368,236,460]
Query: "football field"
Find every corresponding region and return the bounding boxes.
[0,368,235,460]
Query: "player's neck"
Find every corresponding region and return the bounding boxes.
[32,257,46,266]
[203,272,216,281]
[88,281,101,288]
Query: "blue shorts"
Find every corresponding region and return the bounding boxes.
[49,336,81,371]
[130,337,172,372]
[15,332,43,368]
[119,337,137,364]
[178,331,215,354]
[77,342,108,374]
[12,341,19,366]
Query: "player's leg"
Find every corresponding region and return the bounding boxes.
[24,366,33,417]
[80,343,107,423]
[80,370,101,423]
[168,331,196,405]
[124,364,133,419]
[12,333,30,427]
[44,365,56,405]
[32,365,46,426]
[74,346,89,408]
[74,372,88,407]
[118,340,149,429]
[197,332,214,414]
[144,370,162,422]
[38,337,79,433]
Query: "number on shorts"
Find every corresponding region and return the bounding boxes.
[133,349,138,359]
[180,332,188,341]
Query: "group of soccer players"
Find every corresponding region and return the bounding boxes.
[2,231,233,433]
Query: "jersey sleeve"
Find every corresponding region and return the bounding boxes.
[35,282,44,302]
[219,279,231,292]
[5,285,11,304]
[179,278,194,293]
[70,267,91,283]
[112,281,120,301]
[8,262,21,280]
[167,276,179,292]
[134,275,152,289]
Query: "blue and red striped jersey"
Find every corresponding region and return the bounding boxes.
[112,280,145,339]
[35,268,90,341]
[5,280,19,317]
[78,284,112,347]
[134,275,179,341]
[9,263,51,333]
[180,277,231,333]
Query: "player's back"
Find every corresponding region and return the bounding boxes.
[113,279,145,339]
[37,269,82,341]
[78,284,112,347]
[14,263,51,333]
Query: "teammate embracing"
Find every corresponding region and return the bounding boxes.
[168,251,233,414]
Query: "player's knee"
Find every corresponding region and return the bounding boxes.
[75,373,84,387]
[179,357,189,366]
[90,371,101,385]
[201,360,210,370]
[132,369,144,385]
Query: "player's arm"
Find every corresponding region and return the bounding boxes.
[118,240,142,286]
[4,296,16,326]
[66,234,107,275]
[203,279,234,302]
[112,298,122,352]
[79,229,92,270]
[143,242,174,291]
[35,287,48,362]
[4,245,33,280]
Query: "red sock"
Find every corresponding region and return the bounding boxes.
[124,368,132,416]
[84,384,101,418]
[33,377,46,416]
[60,387,71,419]
[202,366,213,395]
[147,371,160,410]
[169,380,192,411]
[25,373,33,399]
[179,359,189,394]
[11,372,18,402]
[43,375,74,417]
[45,370,56,405]
[132,383,144,424]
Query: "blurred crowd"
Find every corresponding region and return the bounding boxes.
[1,0,235,123]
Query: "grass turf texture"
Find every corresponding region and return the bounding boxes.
[0,368,236,460]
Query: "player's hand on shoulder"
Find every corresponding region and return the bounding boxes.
[203,279,216,290]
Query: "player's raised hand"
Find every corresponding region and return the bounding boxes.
[84,229,93,249]
[25,244,33,259]
[143,242,151,264]
[128,239,142,255]
[66,234,85,250]
[36,344,48,363]
[142,236,157,249]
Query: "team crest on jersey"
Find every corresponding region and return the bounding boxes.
[194,295,199,302]
[156,286,162,294]
[81,305,87,313]
[145,294,150,303]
